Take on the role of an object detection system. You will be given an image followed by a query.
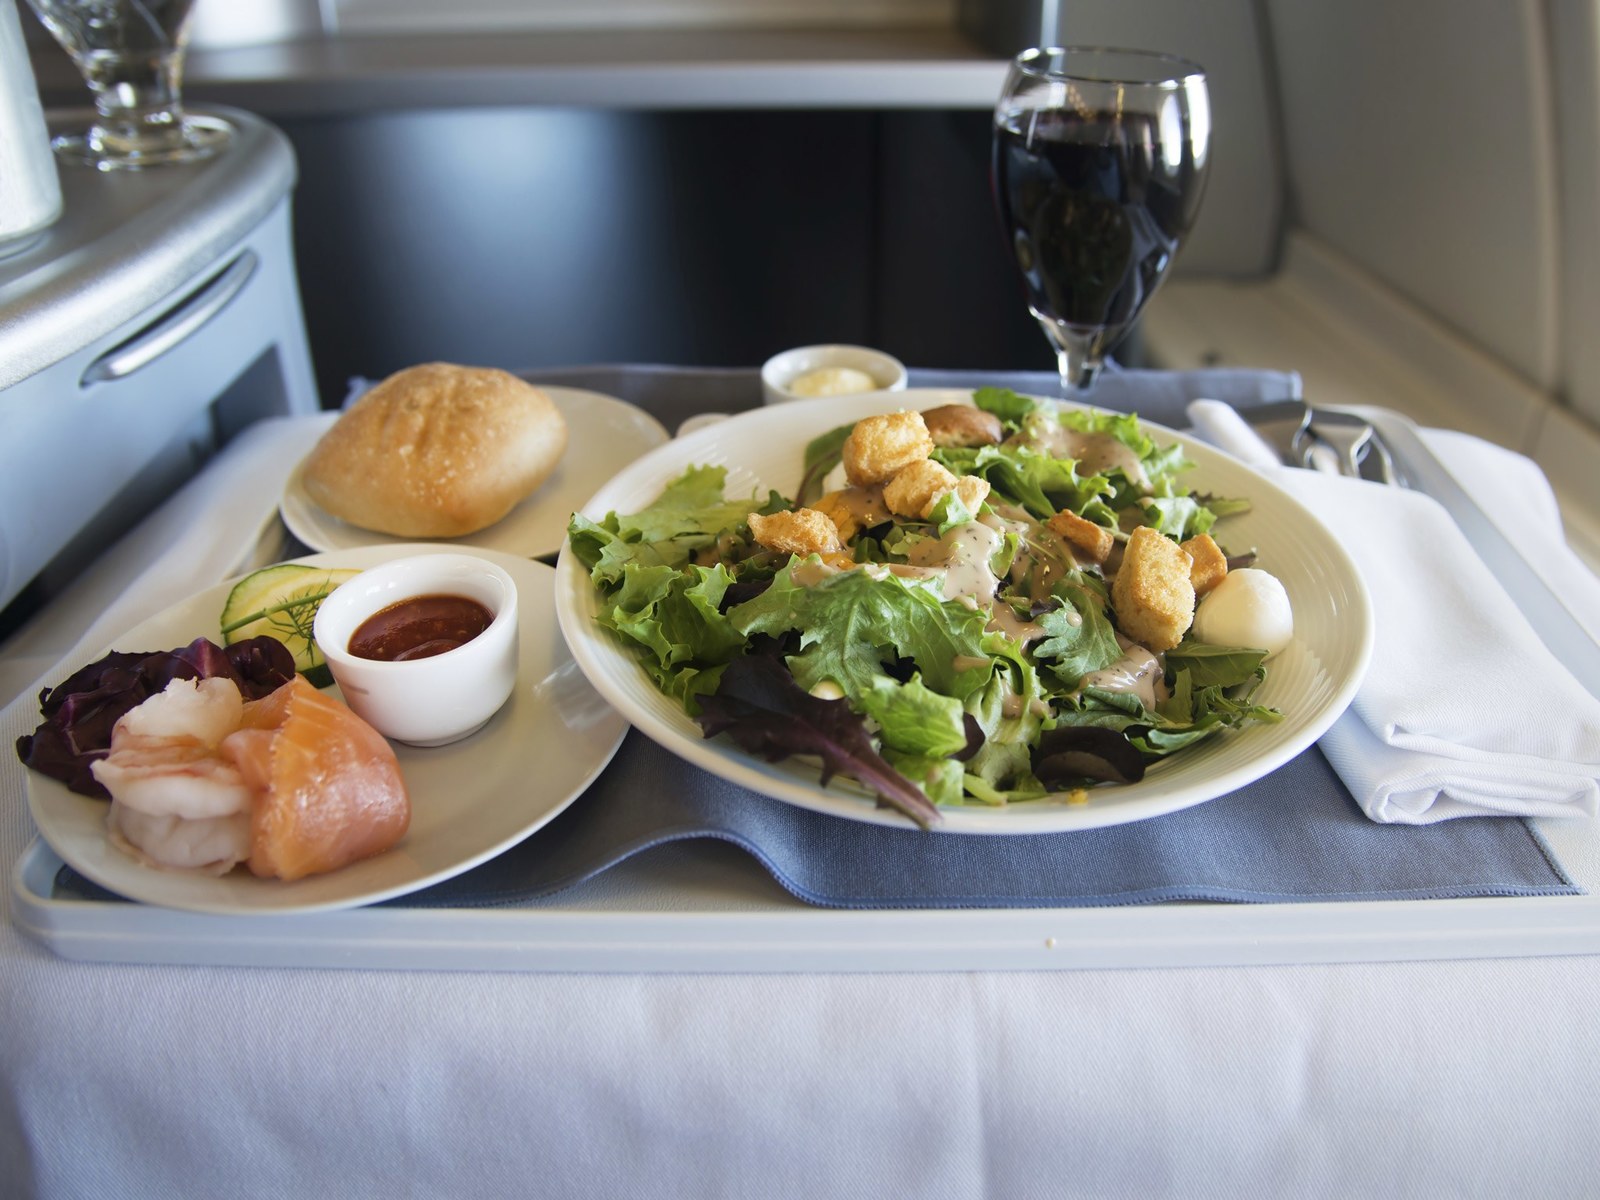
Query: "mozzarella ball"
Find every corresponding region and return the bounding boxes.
[1191,568,1294,658]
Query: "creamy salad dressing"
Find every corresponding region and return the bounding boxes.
[982,505,1081,602]
[901,521,1043,642]
[1077,635,1168,710]
[828,485,892,530]
[1007,412,1150,489]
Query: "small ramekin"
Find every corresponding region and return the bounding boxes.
[760,344,908,406]
[313,553,519,747]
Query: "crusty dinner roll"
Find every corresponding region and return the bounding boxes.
[302,363,568,538]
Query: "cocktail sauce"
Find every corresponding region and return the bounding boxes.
[348,594,493,662]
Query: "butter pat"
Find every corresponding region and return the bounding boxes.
[788,366,878,397]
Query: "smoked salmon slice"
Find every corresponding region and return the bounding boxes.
[223,676,410,882]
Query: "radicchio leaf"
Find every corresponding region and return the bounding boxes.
[16,636,296,798]
[1032,725,1147,788]
[693,654,942,829]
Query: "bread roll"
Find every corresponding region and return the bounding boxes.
[302,363,568,538]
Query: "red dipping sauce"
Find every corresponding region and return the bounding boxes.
[348,594,494,662]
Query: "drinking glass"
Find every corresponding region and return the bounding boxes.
[991,47,1211,393]
[25,0,230,170]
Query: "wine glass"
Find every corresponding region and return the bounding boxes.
[25,0,230,170]
[991,47,1211,393]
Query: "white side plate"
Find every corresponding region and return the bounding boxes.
[23,546,627,915]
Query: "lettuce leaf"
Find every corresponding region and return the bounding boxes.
[857,673,970,758]
[694,654,940,828]
[932,443,1107,519]
[972,386,1040,424]
[727,560,992,703]
[1029,581,1123,688]
[569,466,776,586]
[593,562,745,708]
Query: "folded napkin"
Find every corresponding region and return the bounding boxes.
[1188,400,1600,823]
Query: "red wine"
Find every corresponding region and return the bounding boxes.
[992,107,1206,353]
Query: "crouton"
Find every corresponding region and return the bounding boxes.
[841,410,933,487]
[1181,533,1229,596]
[1046,508,1115,564]
[952,475,990,513]
[883,458,958,519]
[747,508,842,557]
[1111,525,1195,652]
[921,404,1004,448]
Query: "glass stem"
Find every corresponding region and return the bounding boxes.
[84,52,187,149]
[1056,345,1101,394]
[1034,312,1102,394]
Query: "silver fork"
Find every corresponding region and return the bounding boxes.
[1298,411,1372,476]
[1232,399,1403,485]
[1296,408,1406,484]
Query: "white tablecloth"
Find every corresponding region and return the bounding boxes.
[5,396,1600,1199]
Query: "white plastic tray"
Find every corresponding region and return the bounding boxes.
[15,834,1600,972]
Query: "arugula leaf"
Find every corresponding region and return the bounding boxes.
[1163,641,1269,689]
[1029,582,1123,688]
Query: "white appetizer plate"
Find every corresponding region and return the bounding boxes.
[555,388,1374,834]
[281,386,669,560]
[26,546,627,914]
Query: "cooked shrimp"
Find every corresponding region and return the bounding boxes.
[90,678,254,820]
[107,806,251,875]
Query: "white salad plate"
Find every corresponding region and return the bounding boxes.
[281,386,669,560]
[555,388,1374,834]
[25,545,628,914]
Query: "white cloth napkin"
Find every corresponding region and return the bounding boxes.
[1187,400,1600,824]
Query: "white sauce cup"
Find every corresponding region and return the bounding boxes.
[313,553,519,747]
[760,344,908,406]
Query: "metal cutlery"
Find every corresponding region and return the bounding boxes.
[1303,406,1407,486]
[1229,399,1402,485]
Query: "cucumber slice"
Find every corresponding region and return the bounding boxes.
[220,564,359,686]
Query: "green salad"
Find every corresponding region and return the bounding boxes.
[567,388,1281,828]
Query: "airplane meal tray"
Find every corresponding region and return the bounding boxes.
[10,371,1600,973]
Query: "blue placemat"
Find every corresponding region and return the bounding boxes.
[389,730,1578,909]
[51,728,1580,910]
